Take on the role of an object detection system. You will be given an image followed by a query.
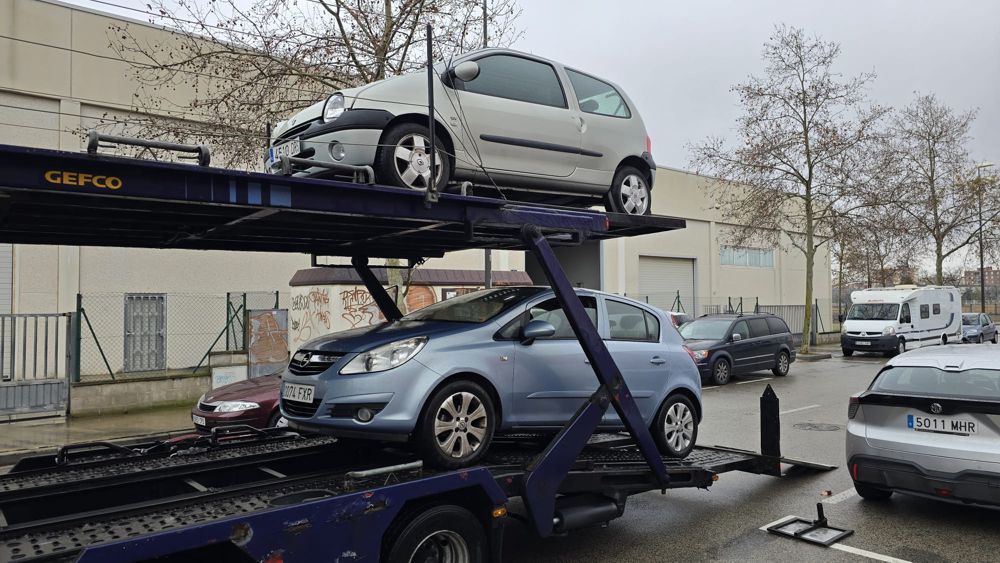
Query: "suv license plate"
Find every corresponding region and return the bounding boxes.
[267,139,300,166]
[908,414,978,435]
[282,382,315,403]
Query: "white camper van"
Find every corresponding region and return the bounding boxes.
[841,285,962,357]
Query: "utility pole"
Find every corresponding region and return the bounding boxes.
[482,0,488,49]
[976,162,994,314]
[482,0,493,289]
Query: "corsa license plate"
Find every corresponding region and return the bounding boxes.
[908,413,978,435]
[267,139,300,166]
[282,382,315,404]
[192,414,206,426]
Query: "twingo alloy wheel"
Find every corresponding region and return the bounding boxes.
[377,123,451,191]
[653,394,698,458]
[606,165,652,215]
[418,380,495,469]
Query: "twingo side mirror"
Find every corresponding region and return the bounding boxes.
[452,60,480,82]
[521,319,556,345]
[731,333,743,342]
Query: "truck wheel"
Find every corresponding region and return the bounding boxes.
[771,351,790,377]
[417,380,495,469]
[709,358,731,385]
[377,123,451,192]
[854,482,893,501]
[384,504,487,563]
[842,348,854,357]
[653,394,698,458]
[605,165,652,215]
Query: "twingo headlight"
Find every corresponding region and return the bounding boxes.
[882,326,896,336]
[341,337,428,375]
[323,93,345,122]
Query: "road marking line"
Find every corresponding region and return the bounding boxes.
[780,404,820,415]
[736,377,773,385]
[702,386,720,390]
[831,544,912,563]
[759,514,798,531]
[822,487,858,505]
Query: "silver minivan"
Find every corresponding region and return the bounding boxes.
[267,48,656,215]
[846,346,1000,507]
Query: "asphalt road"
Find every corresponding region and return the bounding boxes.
[502,351,1000,563]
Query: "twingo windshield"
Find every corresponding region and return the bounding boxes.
[399,287,545,323]
[847,303,900,321]
[873,366,1000,400]
[962,314,981,326]
[679,319,732,340]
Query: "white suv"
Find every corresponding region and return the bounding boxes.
[267,48,656,215]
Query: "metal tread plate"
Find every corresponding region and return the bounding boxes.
[486,444,757,473]
[0,437,338,494]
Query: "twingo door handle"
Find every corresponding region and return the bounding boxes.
[650,356,667,365]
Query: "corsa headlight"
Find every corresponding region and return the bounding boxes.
[323,93,345,122]
[691,350,709,362]
[882,326,896,336]
[214,401,260,413]
[341,337,428,375]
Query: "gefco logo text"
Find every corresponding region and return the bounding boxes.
[44,170,123,190]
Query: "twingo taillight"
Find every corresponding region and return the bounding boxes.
[645,135,651,153]
[683,345,698,366]
[848,395,860,419]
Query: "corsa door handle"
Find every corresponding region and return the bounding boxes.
[650,356,667,365]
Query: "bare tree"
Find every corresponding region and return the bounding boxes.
[106,0,521,169]
[689,25,889,352]
[888,94,998,284]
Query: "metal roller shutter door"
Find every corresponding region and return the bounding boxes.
[638,256,694,312]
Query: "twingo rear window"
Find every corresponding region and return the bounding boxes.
[872,366,1000,400]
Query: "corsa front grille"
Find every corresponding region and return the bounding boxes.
[283,398,323,418]
[288,352,343,376]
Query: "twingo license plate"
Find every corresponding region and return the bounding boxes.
[267,139,300,166]
[908,413,978,435]
[282,382,315,404]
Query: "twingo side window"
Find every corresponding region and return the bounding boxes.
[565,69,631,118]
[456,54,567,108]
[920,304,930,320]
[900,303,911,324]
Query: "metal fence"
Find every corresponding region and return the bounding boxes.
[0,313,72,417]
[77,291,284,383]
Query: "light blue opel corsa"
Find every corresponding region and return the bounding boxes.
[281,287,702,468]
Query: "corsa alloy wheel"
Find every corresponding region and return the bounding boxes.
[409,530,470,563]
[433,392,488,459]
[393,134,443,190]
[663,401,695,453]
[619,173,650,215]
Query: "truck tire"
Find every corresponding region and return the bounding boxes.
[652,393,698,458]
[417,380,495,469]
[384,504,487,563]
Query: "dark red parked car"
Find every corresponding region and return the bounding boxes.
[191,373,285,431]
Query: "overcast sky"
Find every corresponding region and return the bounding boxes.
[514,0,1000,169]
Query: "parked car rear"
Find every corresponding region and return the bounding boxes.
[678,313,795,385]
[846,346,1000,507]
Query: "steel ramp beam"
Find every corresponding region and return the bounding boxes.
[519,225,668,537]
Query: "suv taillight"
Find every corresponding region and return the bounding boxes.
[848,396,860,419]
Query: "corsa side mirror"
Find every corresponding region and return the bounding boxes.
[521,319,556,345]
[451,60,481,82]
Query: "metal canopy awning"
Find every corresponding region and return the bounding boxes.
[0,144,684,259]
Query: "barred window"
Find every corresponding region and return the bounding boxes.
[720,245,774,268]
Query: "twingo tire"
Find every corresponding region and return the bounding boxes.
[606,165,652,215]
[652,394,698,458]
[854,482,893,501]
[417,380,495,469]
[709,358,731,385]
[842,348,854,357]
[377,122,451,192]
[772,351,790,377]
[384,504,487,563]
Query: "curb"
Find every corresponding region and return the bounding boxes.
[797,353,833,362]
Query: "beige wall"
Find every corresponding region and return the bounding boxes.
[0,0,521,317]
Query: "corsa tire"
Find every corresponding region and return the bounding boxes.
[377,123,451,192]
[709,358,731,385]
[652,394,698,458]
[384,504,487,563]
[772,351,790,377]
[854,482,893,501]
[605,165,652,215]
[417,380,495,469]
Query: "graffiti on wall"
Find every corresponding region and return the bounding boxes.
[290,287,332,345]
[340,288,383,328]
[247,309,289,378]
